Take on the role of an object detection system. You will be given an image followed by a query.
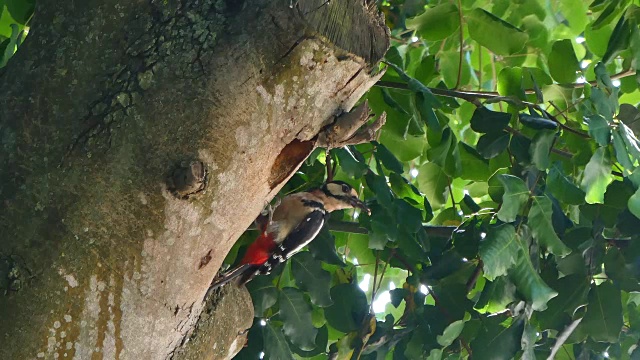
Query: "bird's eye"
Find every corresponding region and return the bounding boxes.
[341,184,350,193]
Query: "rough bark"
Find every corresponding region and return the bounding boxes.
[0,0,388,359]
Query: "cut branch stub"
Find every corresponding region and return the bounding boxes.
[296,0,389,65]
[316,101,386,149]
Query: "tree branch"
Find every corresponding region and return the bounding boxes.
[327,220,456,239]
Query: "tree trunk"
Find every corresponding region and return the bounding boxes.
[0,0,388,359]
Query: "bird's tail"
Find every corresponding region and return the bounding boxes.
[205,263,254,298]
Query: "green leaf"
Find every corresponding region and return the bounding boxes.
[629,188,640,219]
[291,252,333,307]
[471,316,524,360]
[437,313,470,347]
[620,123,640,161]
[612,126,636,170]
[480,224,519,281]
[521,322,537,360]
[618,103,640,135]
[384,62,442,109]
[247,276,278,315]
[497,174,530,223]
[488,168,509,203]
[537,274,590,330]
[289,325,329,358]
[519,114,558,130]
[470,107,511,133]
[475,276,517,314]
[603,16,632,63]
[324,284,368,333]
[459,143,491,181]
[548,40,581,84]
[237,319,265,359]
[389,172,422,204]
[547,165,586,205]
[308,227,345,266]
[365,171,394,209]
[580,146,613,204]
[586,114,611,146]
[510,134,532,165]
[417,162,449,208]
[591,0,630,30]
[373,141,404,174]
[379,131,426,162]
[528,196,571,256]
[416,92,442,132]
[477,132,510,159]
[406,3,461,41]
[579,282,623,342]
[529,130,556,170]
[604,247,640,291]
[427,349,443,360]
[263,321,294,360]
[508,248,558,311]
[467,8,529,56]
[395,198,424,233]
[334,148,368,179]
[390,288,408,308]
[497,67,526,101]
[427,128,454,170]
[279,287,318,351]
[5,0,33,25]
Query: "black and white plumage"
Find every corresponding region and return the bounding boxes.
[207,181,369,293]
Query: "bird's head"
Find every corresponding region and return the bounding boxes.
[320,181,370,215]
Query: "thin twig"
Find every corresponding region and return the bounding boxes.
[377,67,635,101]
[455,0,464,90]
[326,149,334,181]
[448,176,456,212]
[477,47,483,91]
[370,251,381,312]
[465,260,483,293]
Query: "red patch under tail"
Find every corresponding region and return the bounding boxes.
[240,232,276,265]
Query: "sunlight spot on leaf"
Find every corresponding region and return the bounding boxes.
[373,290,391,313]
[359,273,371,292]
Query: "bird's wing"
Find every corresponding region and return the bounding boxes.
[278,209,326,259]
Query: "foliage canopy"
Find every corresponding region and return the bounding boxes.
[232,0,640,359]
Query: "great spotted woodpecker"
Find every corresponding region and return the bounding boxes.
[207,181,369,291]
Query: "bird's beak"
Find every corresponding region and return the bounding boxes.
[350,197,371,215]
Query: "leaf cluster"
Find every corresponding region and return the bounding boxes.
[0,0,32,67]
[231,0,640,358]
